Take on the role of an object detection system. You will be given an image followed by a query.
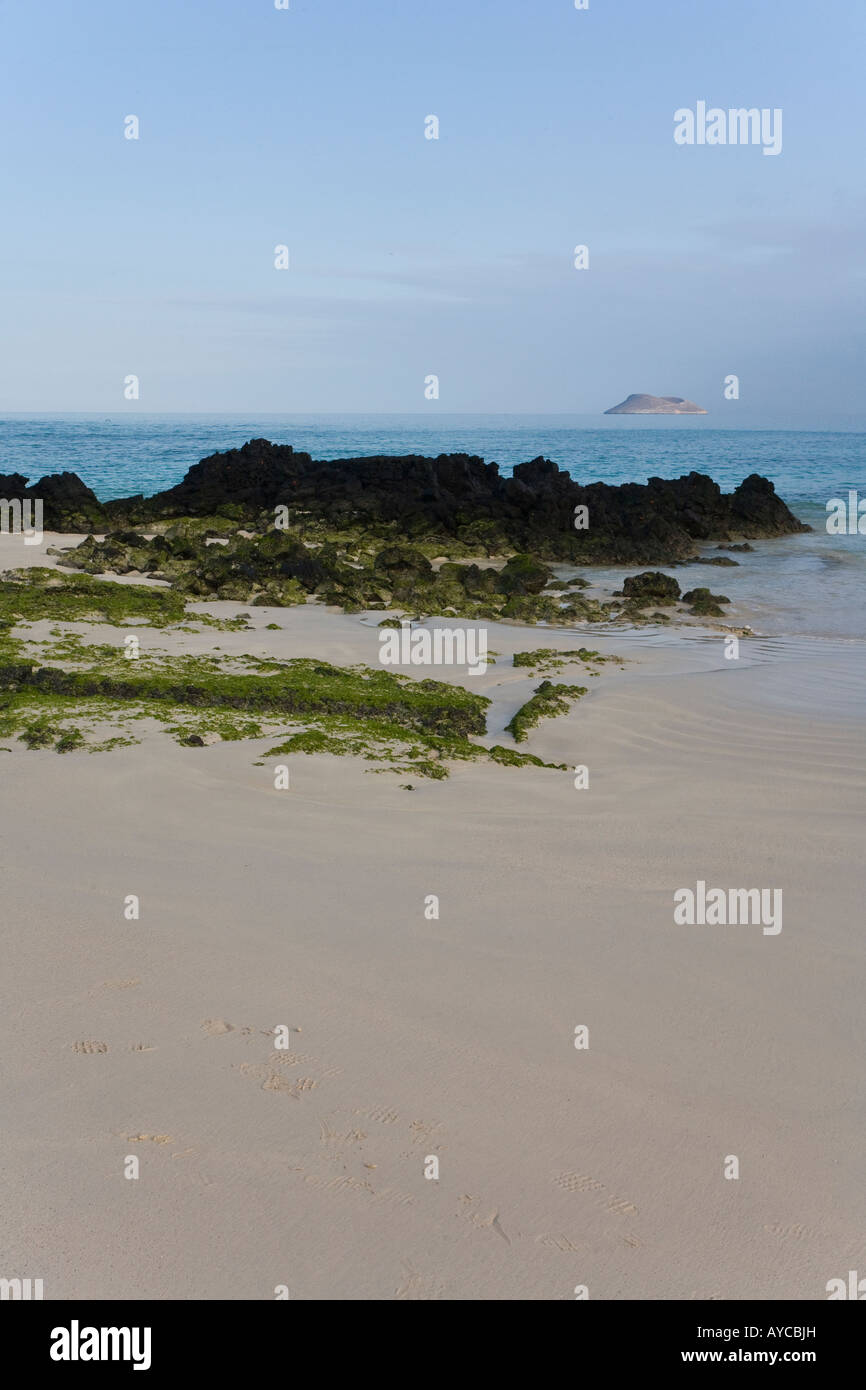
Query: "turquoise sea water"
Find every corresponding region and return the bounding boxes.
[1,413,864,505]
[1,414,864,638]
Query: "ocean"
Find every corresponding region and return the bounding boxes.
[2,414,865,639]
[1,413,864,504]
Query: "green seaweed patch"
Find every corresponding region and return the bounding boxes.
[267,719,464,780]
[0,568,188,626]
[0,688,145,753]
[0,567,259,636]
[0,646,490,765]
[512,647,615,673]
[0,658,487,736]
[267,716,566,779]
[56,729,86,753]
[505,680,588,743]
[0,631,577,776]
[488,744,566,769]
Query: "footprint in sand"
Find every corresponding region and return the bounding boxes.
[72,1040,108,1054]
[763,1221,810,1241]
[201,1019,234,1036]
[320,1121,367,1148]
[537,1234,582,1253]
[394,1263,447,1300]
[606,1197,638,1216]
[237,1062,319,1098]
[262,1074,317,1098]
[409,1119,443,1145]
[554,1172,604,1194]
[354,1106,400,1125]
[270,1052,342,1078]
[553,1171,639,1217]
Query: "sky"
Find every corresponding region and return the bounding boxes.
[1,0,864,420]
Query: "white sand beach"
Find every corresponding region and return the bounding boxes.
[2,534,864,1300]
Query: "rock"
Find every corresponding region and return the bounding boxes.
[373,545,433,583]
[31,439,808,566]
[682,586,730,616]
[621,571,681,603]
[109,530,150,546]
[682,587,730,604]
[728,474,805,538]
[496,553,552,595]
[0,470,105,531]
[604,394,706,415]
[183,732,222,746]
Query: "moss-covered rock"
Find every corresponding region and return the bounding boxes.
[505,679,588,743]
[682,586,731,616]
[621,571,681,604]
[373,544,433,582]
[497,553,552,595]
[682,587,730,605]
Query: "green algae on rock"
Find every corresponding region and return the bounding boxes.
[505,680,589,743]
[620,572,681,604]
[681,587,731,616]
[56,530,565,624]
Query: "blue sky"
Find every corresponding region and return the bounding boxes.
[2,0,864,418]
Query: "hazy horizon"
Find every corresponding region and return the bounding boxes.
[4,411,866,433]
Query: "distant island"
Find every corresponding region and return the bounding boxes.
[605,394,707,415]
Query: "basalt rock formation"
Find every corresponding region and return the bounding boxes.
[620,572,681,604]
[4,438,808,563]
[0,471,105,532]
